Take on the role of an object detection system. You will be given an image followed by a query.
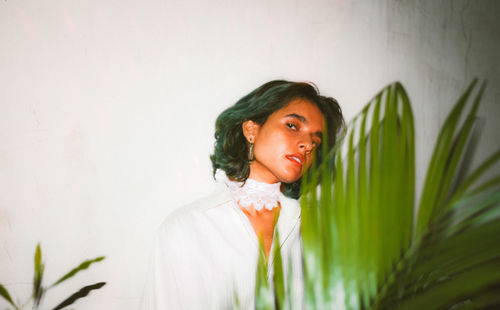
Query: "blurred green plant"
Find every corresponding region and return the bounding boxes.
[0,243,105,310]
[255,80,500,309]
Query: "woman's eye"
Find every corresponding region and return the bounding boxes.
[286,123,297,130]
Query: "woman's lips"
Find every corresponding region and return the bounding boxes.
[286,154,304,167]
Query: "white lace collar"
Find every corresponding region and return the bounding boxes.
[215,169,281,211]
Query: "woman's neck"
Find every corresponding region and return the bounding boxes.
[248,163,280,184]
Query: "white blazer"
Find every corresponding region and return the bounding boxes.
[140,178,304,309]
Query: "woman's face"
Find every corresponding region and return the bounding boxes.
[245,98,325,184]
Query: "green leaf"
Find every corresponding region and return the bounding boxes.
[416,79,478,238]
[33,243,45,306]
[233,290,241,310]
[51,282,106,310]
[254,236,274,310]
[469,175,500,196]
[450,150,500,204]
[376,188,500,309]
[50,256,105,287]
[431,82,486,218]
[272,232,284,310]
[0,283,17,309]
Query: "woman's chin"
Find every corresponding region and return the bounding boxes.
[277,170,302,184]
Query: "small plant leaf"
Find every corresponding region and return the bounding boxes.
[50,256,105,287]
[52,282,106,310]
[33,243,45,306]
[0,283,17,308]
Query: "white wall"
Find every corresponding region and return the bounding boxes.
[1,0,499,309]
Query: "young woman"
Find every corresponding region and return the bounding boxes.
[141,80,344,309]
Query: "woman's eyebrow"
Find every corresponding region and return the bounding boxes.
[285,113,307,122]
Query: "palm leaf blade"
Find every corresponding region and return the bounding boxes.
[52,282,106,310]
[50,256,105,287]
[431,82,486,218]
[416,79,478,238]
[33,243,45,306]
[0,283,17,309]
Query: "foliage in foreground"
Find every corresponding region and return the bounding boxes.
[256,80,500,309]
[0,243,105,310]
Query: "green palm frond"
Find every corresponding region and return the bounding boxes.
[256,81,500,309]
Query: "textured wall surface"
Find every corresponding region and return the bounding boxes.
[1,0,499,309]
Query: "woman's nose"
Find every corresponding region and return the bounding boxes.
[299,138,313,154]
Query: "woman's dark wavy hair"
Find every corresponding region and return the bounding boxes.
[210,80,345,199]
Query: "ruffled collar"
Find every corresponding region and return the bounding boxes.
[215,169,281,211]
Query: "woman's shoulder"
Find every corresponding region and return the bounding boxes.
[158,182,233,235]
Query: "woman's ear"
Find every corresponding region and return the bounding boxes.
[242,120,260,143]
